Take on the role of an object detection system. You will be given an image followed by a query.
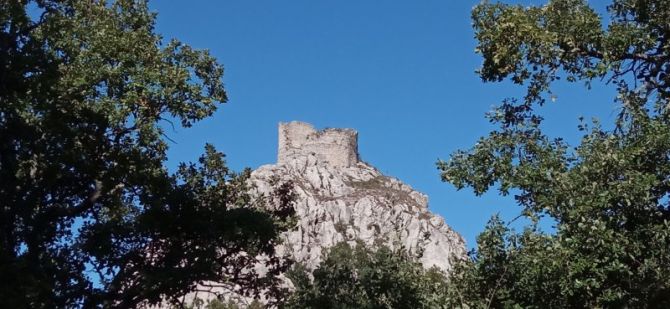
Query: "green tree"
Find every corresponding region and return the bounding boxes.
[185,297,264,309]
[0,1,294,307]
[283,242,451,309]
[439,0,670,307]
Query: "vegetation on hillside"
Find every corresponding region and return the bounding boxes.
[283,242,451,309]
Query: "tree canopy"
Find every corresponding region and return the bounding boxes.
[439,0,670,307]
[283,242,451,309]
[0,1,293,307]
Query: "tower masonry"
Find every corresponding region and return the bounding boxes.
[277,121,359,167]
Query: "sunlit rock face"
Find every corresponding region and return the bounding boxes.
[252,121,466,272]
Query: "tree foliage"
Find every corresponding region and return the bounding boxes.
[439,0,670,307]
[186,297,264,309]
[0,1,294,307]
[283,242,451,309]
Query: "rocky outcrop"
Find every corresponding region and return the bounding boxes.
[252,121,465,271]
[169,122,466,307]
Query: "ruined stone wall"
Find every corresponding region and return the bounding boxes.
[278,121,359,167]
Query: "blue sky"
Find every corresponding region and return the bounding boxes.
[150,1,618,249]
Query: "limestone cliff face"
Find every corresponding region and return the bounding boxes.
[251,121,465,271]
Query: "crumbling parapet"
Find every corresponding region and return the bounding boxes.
[278,121,359,167]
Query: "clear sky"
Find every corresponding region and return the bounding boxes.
[150,0,618,249]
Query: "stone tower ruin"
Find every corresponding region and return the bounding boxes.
[278,121,359,167]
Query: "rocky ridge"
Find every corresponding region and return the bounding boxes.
[251,121,465,272]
